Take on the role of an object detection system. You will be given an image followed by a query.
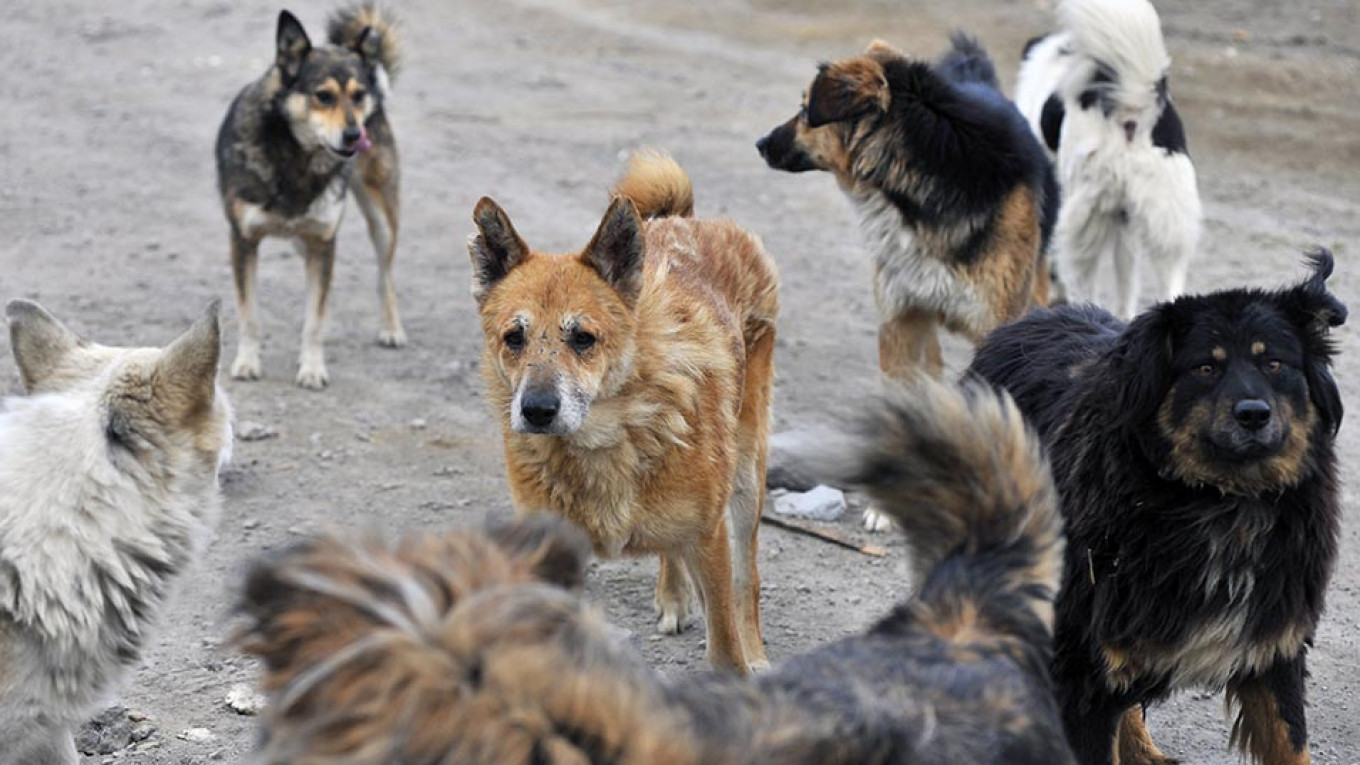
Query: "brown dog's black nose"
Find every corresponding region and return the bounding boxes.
[756,135,771,160]
[342,126,363,146]
[521,389,560,428]
[1233,399,1272,431]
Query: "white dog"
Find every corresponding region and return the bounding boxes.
[0,301,232,764]
[1015,0,1201,319]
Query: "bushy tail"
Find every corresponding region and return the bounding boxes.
[934,31,1000,89]
[612,150,694,219]
[839,380,1064,637]
[1059,0,1169,88]
[238,515,692,764]
[327,3,403,84]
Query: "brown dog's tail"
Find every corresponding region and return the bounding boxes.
[328,3,403,84]
[237,515,695,764]
[612,150,695,219]
[838,379,1064,640]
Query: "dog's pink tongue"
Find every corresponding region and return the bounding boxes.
[356,127,372,154]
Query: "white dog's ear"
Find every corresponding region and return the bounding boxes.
[157,301,222,416]
[6,300,85,393]
[469,197,531,303]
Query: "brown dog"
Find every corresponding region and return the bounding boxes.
[467,152,778,674]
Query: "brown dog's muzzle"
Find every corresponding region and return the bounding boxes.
[757,118,818,173]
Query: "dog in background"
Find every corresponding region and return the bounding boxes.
[467,152,778,674]
[970,251,1345,764]
[758,33,1058,381]
[216,4,405,389]
[1015,0,1201,319]
[239,380,1074,764]
[0,301,232,765]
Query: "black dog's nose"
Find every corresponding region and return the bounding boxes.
[342,126,363,145]
[521,390,560,428]
[1233,399,1272,431]
[755,135,770,159]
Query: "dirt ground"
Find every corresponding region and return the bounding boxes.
[1,0,1358,761]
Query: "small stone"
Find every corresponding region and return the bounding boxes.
[242,518,260,530]
[773,485,846,522]
[177,728,216,744]
[236,421,278,442]
[225,683,267,716]
[76,704,133,755]
[409,417,428,430]
[127,711,148,723]
[130,724,156,743]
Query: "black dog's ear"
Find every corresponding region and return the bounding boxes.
[468,197,531,303]
[1279,249,1347,433]
[581,197,645,305]
[276,10,312,84]
[1108,306,1175,428]
[806,58,889,128]
[486,514,592,591]
[354,26,383,64]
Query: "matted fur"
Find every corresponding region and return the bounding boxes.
[0,301,232,765]
[216,3,406,389]
[969,251,1345,764]
[468,153,778,673]
[238,380,1073,764]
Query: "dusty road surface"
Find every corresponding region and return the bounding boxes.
[2,0,1358,761]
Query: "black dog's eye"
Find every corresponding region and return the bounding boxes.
[352,89,366,103]
[1192,363,1217,378]
[504,328,526,351]
[1265,359,1284,374]
[570,330,597,353]
[314,90,337,106]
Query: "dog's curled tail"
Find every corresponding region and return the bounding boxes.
[328,3,403,84]
[841,380,1064,637]
[1060,0,1169,87]
[238,515,692,763]
[934,31,1000,89]
[612,150,695,219]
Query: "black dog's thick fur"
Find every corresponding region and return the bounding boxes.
[970,251,1346,764]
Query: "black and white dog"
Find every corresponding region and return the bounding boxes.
[1016,0,1200,320]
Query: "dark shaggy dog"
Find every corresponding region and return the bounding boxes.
[237,381,1074,764]
[757,33,1059,381]
[969,251,1346,765]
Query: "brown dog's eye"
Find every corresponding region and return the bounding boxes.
[504,328,526,351]
[1265,359,1283,374]
[314,90,337,106]
[1192,363,1217,378]
[570,330,596,353]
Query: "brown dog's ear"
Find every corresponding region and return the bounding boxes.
[864,38,903,57]
[468,197,531,302]
[6,300,86,394]
[806,58,889,128]
[276,10,312,84]
[486,514,592,591]
[582,197,645,305]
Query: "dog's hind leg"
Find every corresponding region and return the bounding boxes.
[654,554,695,635]
[685,522,746,674]
[1115,706,1178,765]
[296,234,337,389]
[877,309,942,381]
[8,725,78,765]
[353,147,406,348]
[229,231,264,381]
[1112,233,1142,321]
[730,325,774,670]
[1227,653,1312,765]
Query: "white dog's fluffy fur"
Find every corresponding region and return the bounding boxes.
[1016,0,1201,319]
[0,301,232,765]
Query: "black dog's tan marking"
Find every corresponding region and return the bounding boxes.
[970,250,1346,765]
[215,4,404,389]
[238,381,1074,764]
[758,34,1058,380]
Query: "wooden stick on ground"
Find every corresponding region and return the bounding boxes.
[760,513,889,558]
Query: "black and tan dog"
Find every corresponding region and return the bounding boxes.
[216,4,404,389]
[758,33,1059,381]
[970,251,1346,765]
[237,380,1074,764]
